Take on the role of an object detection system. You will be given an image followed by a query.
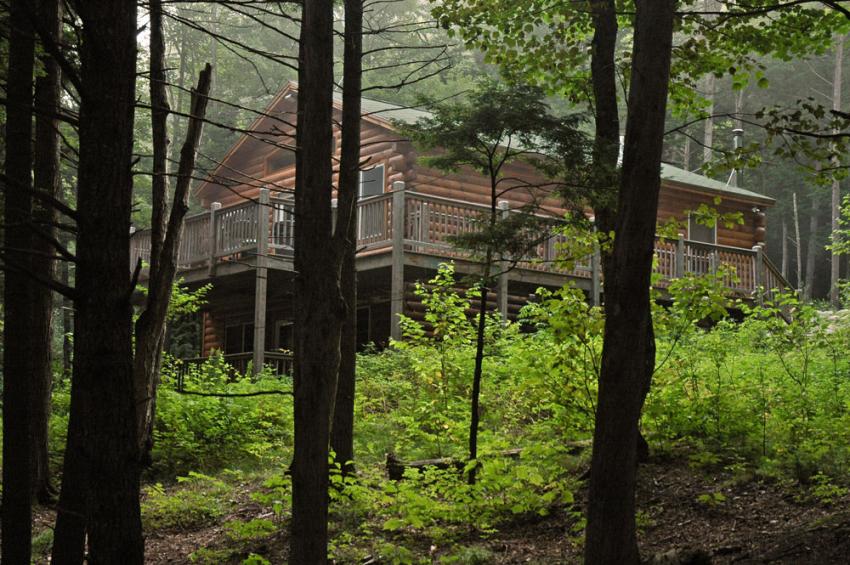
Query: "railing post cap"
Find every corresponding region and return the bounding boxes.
[392,181,405,192]
[498,200,510,210]
[259,187,270,200]
[211,201,222,211]
[129,226,136,235]
[331,197,338,208]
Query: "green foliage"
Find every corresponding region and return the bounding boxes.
[695,491,727,507]
[142,472,231,531]
[150,355,293,478]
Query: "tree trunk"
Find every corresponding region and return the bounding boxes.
[30,0,63,505]
[793,192,803,291]
[60,228,74,373]
[468,276,489,485]
[588,0,620,235]
[804,191,820,301]
[331,0,363,477]
[584,2,676,563]
[2,0,36,561]
[782,218,789,280]
[52,1,144,562]
[831,34,844,308]
[134,64,212,462]
[290,0,342,562]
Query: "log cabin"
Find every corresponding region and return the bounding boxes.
[130,81,787,375]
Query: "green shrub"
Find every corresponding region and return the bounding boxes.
[142,472,231,531]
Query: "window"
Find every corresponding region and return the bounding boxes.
[359,164,385,199]
[276,321,294,352]
[224,323,254,354]
[356,306,371,349]
[688,214,717,244]
[266,149,295,174]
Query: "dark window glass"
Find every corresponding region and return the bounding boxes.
[277,322,294,351]
[688,215,716,244]
[224,325,242,354]
[359,165,385,199]
[356,306,371,350]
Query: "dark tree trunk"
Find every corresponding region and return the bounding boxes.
[135,63,212,463]
[468,276,489,484]
[52,1,144,562]
[2,0,36,561]
[584,2,676,564]
[588,0,620,238]
[291,0,342,562]
[804,192,820,301]
[61,229,74,374]
[588,0,651,463]
[331,0,363,477]
[30,0,63,505]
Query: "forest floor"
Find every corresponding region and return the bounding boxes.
[31,453,850,564]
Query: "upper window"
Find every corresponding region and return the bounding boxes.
[687,214,717,244]
[359,165,385,199]
[266,149,296,174]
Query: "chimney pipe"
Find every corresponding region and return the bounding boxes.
[731,127,744,188]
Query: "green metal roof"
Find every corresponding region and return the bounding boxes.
[661,163,774,204]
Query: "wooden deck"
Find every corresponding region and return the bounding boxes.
[130,184,788,301]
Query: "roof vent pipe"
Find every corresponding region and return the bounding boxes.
[729,127,744,188]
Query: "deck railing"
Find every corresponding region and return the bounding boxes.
[130,186,790,296]
[174,350,294,389]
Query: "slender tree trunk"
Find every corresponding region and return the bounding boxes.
[831,35,844,308]
[793,192,803,291]
[588,0,620,235]
[2,0,36,561]
[468,270,490,485]
[331,0,364,476]
[30,0,63,504]
[60,229,74,373]
[804,191,820,301]
[584,2,676,563]
[52,1,144,562]
[703,73,715,165]
[782,218,789,280]
[291,0,342,562]
[135,63,212,463]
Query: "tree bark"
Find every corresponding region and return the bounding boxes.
[831,34,844,308]
[133,0,212,463]
[331,0,364,477]
[793,192,803,291]
[134,64,212,462]
[290,0,342,562]
[584,2,676,563]
[2,0,36,561]
[52,1,144,562]
[588,0,620,236]
[30,0,63,505]
[804,190,820,301]
[782,218,789,279]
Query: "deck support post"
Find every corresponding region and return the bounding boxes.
[590,239,602,307]
[753,244,764,305]
[497,200,510,321]
[253,188,270,374]
[207,201,221,277]
[390,182,406,341]
[675,233,685,278]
